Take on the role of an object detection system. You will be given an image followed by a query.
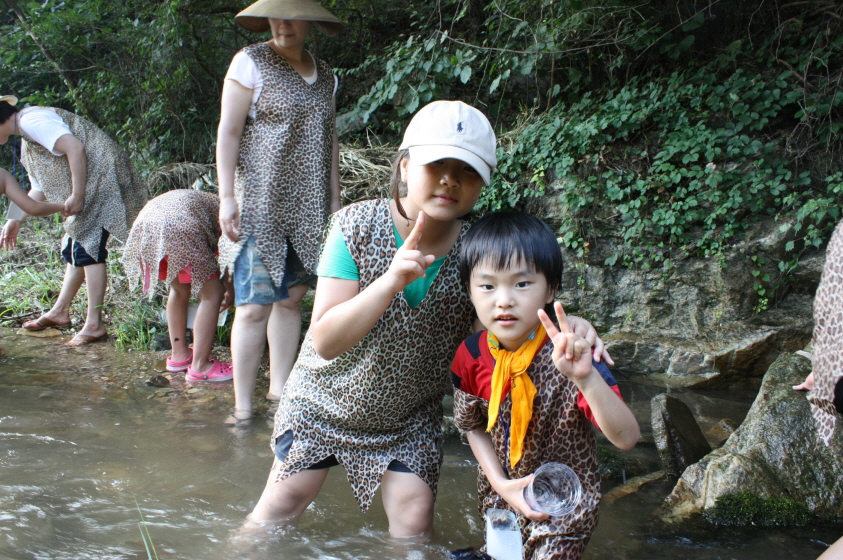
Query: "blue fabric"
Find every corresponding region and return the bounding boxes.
[233,236,290,305]
[274,431,413,472]
[61,229,109,267]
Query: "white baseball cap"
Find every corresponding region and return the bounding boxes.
[399,100,497,185]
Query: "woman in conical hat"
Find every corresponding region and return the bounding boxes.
[216,0,342,421]
[0,95,147,345]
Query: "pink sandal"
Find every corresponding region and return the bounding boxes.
[185,360,233,382]
[166,348,193,372]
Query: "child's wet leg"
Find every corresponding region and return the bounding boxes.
[190,278,225,372]
[266,283,308,400]
[381,470,435,539]
[167,279,191,363]
[231,302,271,419]
[248,459,329,523]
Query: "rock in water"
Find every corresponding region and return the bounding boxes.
[651,394,712,476]
[17,327,63,338]
[663,352,843,520]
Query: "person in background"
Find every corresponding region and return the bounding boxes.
[216,0,342,421]
[0,95,147,345]
[122,189,234,382]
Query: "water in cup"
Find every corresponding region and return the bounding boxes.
[523,462,582,517]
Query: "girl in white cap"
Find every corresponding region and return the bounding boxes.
[248,100,610,539]
[216,0,343,421]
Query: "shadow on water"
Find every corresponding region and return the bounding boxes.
[0,329,837,559]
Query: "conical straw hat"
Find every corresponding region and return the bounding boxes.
[236,0,343,36]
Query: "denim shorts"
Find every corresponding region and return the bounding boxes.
[274,430,413,472]
[232,236,315,306]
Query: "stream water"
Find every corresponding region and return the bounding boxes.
[0,330,838,559]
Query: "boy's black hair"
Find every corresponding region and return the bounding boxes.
[0,101,18,125]
[459,211,563,296]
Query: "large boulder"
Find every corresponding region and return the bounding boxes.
[662,352,843,519]
[651,394,712,476]
[535,189,822,386]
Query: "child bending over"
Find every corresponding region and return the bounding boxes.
[451,211,640,560]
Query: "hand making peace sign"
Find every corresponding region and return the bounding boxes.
[538,301,596,380]
[385,211,436,294]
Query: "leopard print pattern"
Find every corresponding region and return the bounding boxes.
[218,43,334,288]
[19,107,147,257]
[453,342,600,560]
[122,190,222,299]
[271,199,475,512]
[809,219,843,446]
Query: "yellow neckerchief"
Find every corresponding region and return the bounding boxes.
[486,324,547,469]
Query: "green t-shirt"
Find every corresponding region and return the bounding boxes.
[317,220,446,309]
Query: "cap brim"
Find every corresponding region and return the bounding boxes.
[407,145,492,185]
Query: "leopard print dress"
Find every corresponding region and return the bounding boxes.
[19,107,147,258]
[218,43,334,288]
[121,189,222,299]
[809,219,843,446]
[271,199,475,512]
[453,342,601,560]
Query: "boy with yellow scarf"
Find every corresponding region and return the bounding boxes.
[450,211,640,560]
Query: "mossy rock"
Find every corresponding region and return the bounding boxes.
[704,491,811,527]
[597,445,645,480]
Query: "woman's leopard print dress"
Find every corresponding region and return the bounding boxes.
[19,107,147,259]
[271,199,475,512]
[122,189,222,299]
[809,219,843,446]
[454,342,601,560]
[218,43,334,288]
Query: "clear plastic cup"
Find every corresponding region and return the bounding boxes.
[523,462,582,517]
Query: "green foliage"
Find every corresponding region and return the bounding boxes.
[484,22,841,298]
[705,492,812,527]
[112,298,164,351]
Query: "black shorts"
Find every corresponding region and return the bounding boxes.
[274,430,413,472]
[61,229,109,267]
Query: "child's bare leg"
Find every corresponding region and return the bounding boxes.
[381,469,435,539]
[191,278,224,372]
[231,302,271,418]
[248,459,329,523]
[266,284,308,399]
[167,280,191,363]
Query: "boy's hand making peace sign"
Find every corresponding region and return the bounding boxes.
[538,302,595,381]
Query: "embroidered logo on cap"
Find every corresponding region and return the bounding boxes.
[456,121,464,134]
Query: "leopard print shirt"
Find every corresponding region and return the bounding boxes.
[809,219,843,446]
[271,199,475,512]
[121,190,222,299]
[453,342,601,560]
[19,107,147,257]
[218,43,334,288]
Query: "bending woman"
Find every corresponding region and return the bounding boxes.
[216,0,342,419]
[0,95,147,345]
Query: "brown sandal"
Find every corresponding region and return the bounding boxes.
[63,332,108,347]
[22,316,73,331]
